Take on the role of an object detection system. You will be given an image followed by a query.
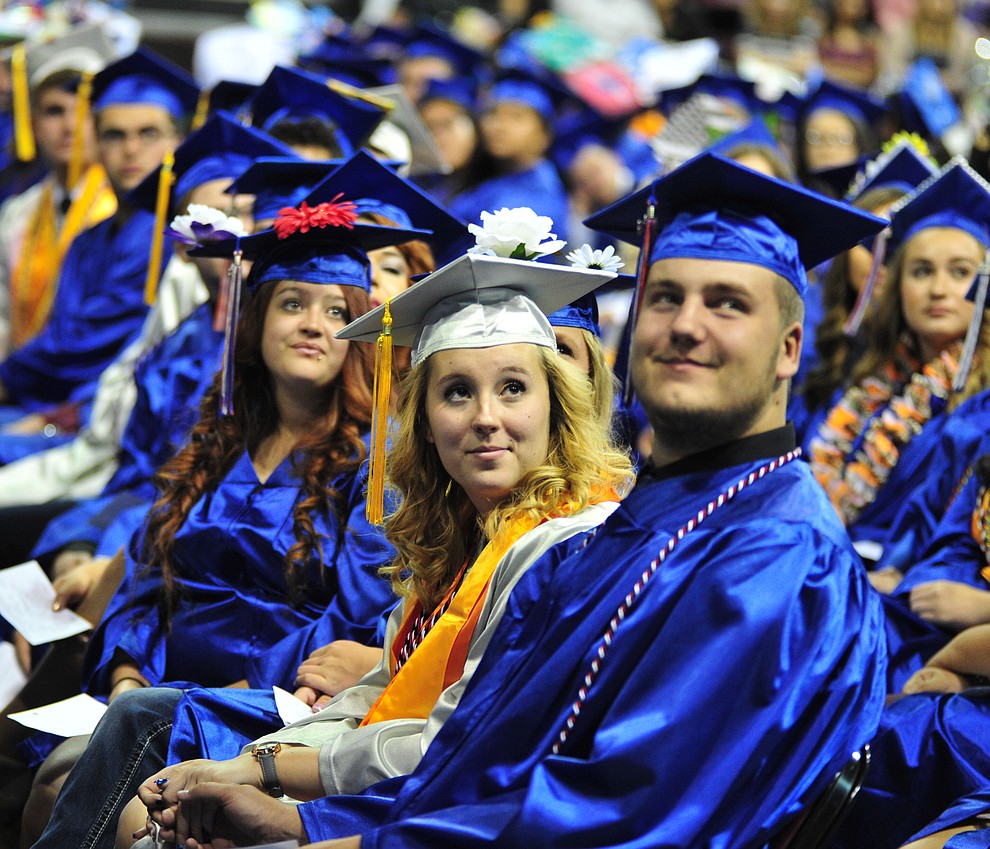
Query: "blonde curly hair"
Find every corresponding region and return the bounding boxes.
[383,345,633,611]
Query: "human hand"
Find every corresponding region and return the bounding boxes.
[137,756,262,843]
[13,630,31,673]
[868,568,903,595]
[52,556,111,615]
[901,666,968,696]
[909,581,990,631]
[306,837,362,849]
[51,548,94,580]
[172,783,304,848]
[2,413,46,434]
[294,641,383,711]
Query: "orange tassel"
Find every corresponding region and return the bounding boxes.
[367,301,393,524]
[11,43,35,162]
[144,151,174,305]
[67,71,93,189]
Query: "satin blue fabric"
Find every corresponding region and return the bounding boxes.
[0,211,165,410]
[81,446,395,696]
[836,689,990,849]
[31,302,222,558]
[448,159,570,243]
[296,456,886,848]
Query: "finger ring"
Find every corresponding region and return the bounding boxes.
[155,777,169,788]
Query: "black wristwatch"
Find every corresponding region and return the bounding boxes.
[252,742,284,797]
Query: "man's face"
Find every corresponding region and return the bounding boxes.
[630,256,801,452]
[96,103,179,195]
[33,85,94,170]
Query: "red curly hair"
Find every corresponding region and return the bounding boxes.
[140,278,376,625]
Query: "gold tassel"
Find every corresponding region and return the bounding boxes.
[144,150,174,305]
[11,43,36,162]
[67,71,93,189]
[191,87,210,132]
[367,300,393,524]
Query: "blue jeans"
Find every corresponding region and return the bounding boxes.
[32,687,183,849]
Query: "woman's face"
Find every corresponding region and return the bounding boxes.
[425,343,551,518]
[421,98,478,172]
[368,245,411,308]
[847,199,899,294]
[553,326,592,376]
[804,109,859,172]
[261,281,352,398]
[480,101,549,164]
[899,227,982,360]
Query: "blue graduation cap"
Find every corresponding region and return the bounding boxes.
[548,294,600,336]
[301,149,471,264]
[486,65,574,127]
[127,112,296,212]
[403,22,485,78]
[299,34,393,89]
[362,23,413,63]
[207,80,256,121]
[887,157,990,255]
[90,46,200,120]
[659,72,759,118]
[191,203,430,292]
[708,115,780,156]
[249,65,385,155]
[798,78,886,128]
[585,151,887,298]
[227,157,342,223]
[898,58,962,139]
[845,137,939,201]
[419,76,479,111]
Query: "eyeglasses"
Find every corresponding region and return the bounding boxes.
[804,128,855,146]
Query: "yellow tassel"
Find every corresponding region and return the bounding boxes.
[191,87,210,132]
[11,43,36,162]
[367,301,393,524]
[67,71,93,189]
[144,150,174,305]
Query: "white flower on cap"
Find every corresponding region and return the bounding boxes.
[467,207,566,260]
[167,204,249,246]
[566,244,624,272]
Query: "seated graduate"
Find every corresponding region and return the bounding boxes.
[447,68,571,241]
[0,47,197,417]
[807,159,990,555]
[112,213,631,848]
[136,152,887,849]
[792,138,939,445]
[4,203,421,842]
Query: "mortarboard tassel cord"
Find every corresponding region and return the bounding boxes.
[219,243,244,417]
[953,252,990,393]
[144,151,174,305]
[11,43,35,162]
[191,88,210,132]
[66,71,93,190]
[622,198,658,407]
[367,301,393,524]
[843,227,889,338]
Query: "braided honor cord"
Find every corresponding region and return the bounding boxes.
[551,449,802,754]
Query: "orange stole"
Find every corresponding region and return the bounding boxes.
[10,165,117,347]
[360,492,615,727]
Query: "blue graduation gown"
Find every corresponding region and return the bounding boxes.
[297,451,887,848]
[836,689,990,849]
[81,448,395,695]
[0,209,164,409]
[449,159,570,241]
[31,302,222,558]
[848,389,990,548]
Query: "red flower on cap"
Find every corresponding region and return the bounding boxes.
[273,195,358,239]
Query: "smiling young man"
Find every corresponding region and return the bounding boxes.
[148,153,891,849]
[0,47,196,414]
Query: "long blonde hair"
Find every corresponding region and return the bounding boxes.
[383,345,632,610]
[852,233,990,411]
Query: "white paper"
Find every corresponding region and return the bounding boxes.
[273,686,312,726]
[9,692,107,737]
[0,640,27,709]
[0,561,91,645]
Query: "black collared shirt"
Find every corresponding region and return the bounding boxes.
[640,424,797,483]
